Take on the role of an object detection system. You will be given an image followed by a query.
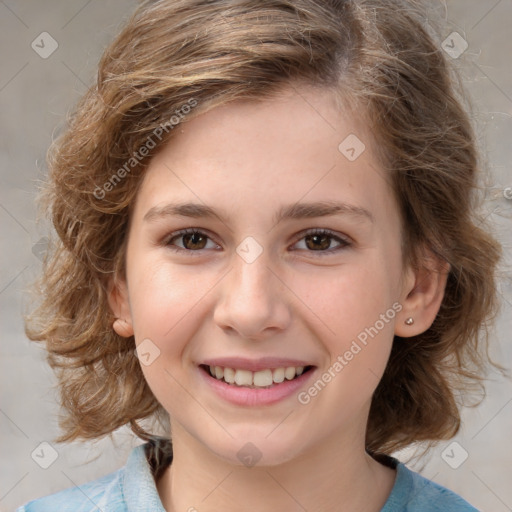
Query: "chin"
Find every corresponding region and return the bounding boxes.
[205,430,307,468]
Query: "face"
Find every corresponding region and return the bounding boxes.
[112,84,414,467]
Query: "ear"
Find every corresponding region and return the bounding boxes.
[107,275,134,338]
[395,250,450,337]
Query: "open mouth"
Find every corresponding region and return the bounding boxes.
[199,364,315,389]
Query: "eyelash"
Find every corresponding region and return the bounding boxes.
[163,228,352,257]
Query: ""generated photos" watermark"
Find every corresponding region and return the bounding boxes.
[93,98,198,200]
[298,302,403,404]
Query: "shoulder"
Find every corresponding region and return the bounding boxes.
[15,441,171,512]
[382,460,479,511]
[15,468,125,512]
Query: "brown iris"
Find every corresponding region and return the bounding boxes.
[304,233,332,251]
[182,232,208,250]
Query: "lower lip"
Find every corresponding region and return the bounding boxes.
[198,366,316,406]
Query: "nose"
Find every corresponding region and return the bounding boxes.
[213,250,292,341]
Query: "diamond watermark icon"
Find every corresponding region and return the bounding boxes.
[236,236,263,264]
[441,441,468,469]
[31,441,59,469]
[31,32,59,59]
[135,338,161,366]
[32,237,49,261]
[441,32,468,59]
[338,134,366,162]
[236,442,262,468]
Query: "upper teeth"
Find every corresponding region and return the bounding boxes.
[208,366,305,387]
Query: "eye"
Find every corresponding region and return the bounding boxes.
[292,229,351,254]
[164,228,220,252]
[163,228,351,256]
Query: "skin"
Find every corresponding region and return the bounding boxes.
[109,84,448,512]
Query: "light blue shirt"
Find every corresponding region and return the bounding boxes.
[16,440,479,511]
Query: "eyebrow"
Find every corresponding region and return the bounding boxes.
[143,200,374,225]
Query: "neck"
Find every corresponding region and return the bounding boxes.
[156,422,396,512]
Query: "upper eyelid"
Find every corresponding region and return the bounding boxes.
[168,228,221,245]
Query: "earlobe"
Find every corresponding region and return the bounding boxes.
[395,253,450,338]
[107,277,134,338]
[112,318,134,338]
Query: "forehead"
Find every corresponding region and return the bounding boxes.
[132,85,394,227]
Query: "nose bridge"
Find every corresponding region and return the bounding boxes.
[213,246,290,338]
[234,250,272,299]
[230,248,277,311]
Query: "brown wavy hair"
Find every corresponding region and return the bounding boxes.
[26,0,502,455]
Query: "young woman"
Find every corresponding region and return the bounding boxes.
[19,1,501,510]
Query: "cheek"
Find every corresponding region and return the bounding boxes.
[128,261,205,413]
[292,258,398,395]
[295,259,398,340]
[127,258,216,341]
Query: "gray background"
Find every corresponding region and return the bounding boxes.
[0,1,511,511]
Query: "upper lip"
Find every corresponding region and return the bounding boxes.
[201,357,314,372]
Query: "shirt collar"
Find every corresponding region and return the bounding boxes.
[122,442,169,512]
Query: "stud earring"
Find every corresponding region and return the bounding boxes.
[405,317,414,326]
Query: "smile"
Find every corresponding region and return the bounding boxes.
[198,360,316,406]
